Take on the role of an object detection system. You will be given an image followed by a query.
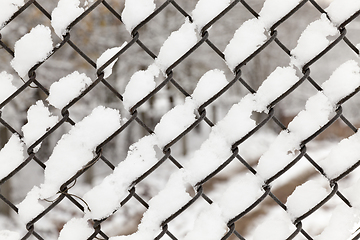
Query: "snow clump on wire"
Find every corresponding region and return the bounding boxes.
[0,0,25,28]
[11,25,53,78]
[122,0,156,33]
[47,71,92,109]
[96,42,128,79]
[0,71,17,105]
[51,0,85,38]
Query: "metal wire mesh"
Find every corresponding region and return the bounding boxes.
[1,0,360,239]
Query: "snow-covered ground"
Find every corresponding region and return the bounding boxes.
[1,133,359,240]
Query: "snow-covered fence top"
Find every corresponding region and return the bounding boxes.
[1,0,360,240]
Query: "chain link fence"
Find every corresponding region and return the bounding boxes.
[1,0,360,239]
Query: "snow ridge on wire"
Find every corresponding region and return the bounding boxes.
[0,0,25,28]
[109,1,360,237]
[122,19,198,111]
[109,65,301,239]
[58,69,229,240]
[17,105,122,223]
[11,25,54,79]
[58,0,353,239]
[0,72,23,181]
[224,0,303,71]
[182,60,360,239]
[15,46,127,225]
[57,1,309,238]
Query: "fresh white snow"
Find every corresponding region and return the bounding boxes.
[108,170,260,240]
[286,180,328,220]
[11,25,53,78]
[212,95,256,145]
[252,212,295,240]
[79,68,232,224]
[343,177,360,209]
[21,100,58,151]
[321,60,360,105]
[259,0,302,30]
[254,66,299,112]
[39,106,121,199]
[218,173,264,221]
[187,66,298,185]
[256,130,300,181]
[17,107,121,224]
[122,0,156,33]
[47,71,92,109]
[313,205,360,240]
[51,0,85,38]
[185,132,232,186]
[319,132,360,179]
[191,0,230,31]
[224,18,267,71]
[114,62,304,238]
[287,92,333,140]
[84,171,192,240]
[84,0,94,9]
[256,91,333,180]
[191,69,228,106]
[0,230,20,240]
[136,171,192,236]
[0,134,24,180]
[256,61,360,181]
[17,186,45,223]
[7,1,360,239]
[122,64,160,111]
[59,69,234,238]
[326,0,360,26]
[155,19,198,72]
[96,42,127,79]
[58,218,93,240]
[112,53,360,239]
[109,231,151,240]
[0,71,17,104]
[306,61,360,179]
[83,134,158,220]
[84,68,230,221]
[290,14,338,68]
[123,18,199,111]
[0,0,25,28]
[183,203,227,240]
[154,98,196,148]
